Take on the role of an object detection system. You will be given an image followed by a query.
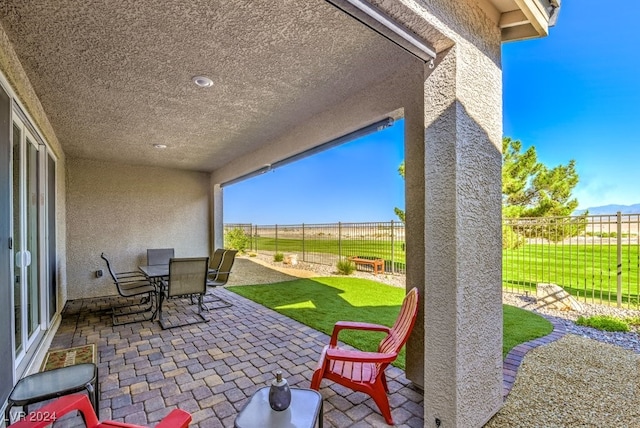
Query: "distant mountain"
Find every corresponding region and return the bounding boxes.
[574,204,640,215]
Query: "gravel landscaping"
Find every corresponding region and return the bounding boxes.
[242,253,407,288]
[503,292,640,354]
[485,334,640,427]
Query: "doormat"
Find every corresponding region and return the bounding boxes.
[40,344,96,372]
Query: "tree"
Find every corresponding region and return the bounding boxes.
[502,137,580,217]
[395,138,585,241]
[502,137,587,242]
[394,161,405,223]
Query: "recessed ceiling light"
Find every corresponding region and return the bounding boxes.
[153,144,167,149]
[192,75,214,88]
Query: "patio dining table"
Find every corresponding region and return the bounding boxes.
[138,264,169,321]
[139,264,217,280]
[138,264,168,282]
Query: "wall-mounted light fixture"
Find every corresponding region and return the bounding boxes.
[547,0,561,27]
[324,0,436,64]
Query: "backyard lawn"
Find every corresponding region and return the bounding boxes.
[248,236,640,306]
[228,277,553,369]
[503,244,640,305]
[252,236,406,265]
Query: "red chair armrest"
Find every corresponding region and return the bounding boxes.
[325,348,397,364]
[10,394,191,428]
[10,394,100,428]
[330,321,391,346]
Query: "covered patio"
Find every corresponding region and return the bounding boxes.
[0,1,560,426]
[49,258,424,427]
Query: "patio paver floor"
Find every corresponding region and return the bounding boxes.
[46,282,424,427]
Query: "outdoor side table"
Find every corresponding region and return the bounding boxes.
[234,387,323,428]
[4,363,99,426]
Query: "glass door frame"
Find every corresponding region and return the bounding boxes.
[43,148,58,325]
[11,114,47,367]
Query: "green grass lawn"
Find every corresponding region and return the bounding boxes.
[253,236,407,265]
[228,277,553,369]
[249,236,640,306]
[503,244,640,305]
[502,304,553,354]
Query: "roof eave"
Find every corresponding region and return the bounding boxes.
[483,0,561,42]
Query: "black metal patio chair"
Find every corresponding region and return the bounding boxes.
[100,253,158,325]
[147,248,174,266]
[158,257,209,329]
[208,248,226,276]
[203,249,238,310]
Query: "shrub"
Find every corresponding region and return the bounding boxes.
[273,253,284,262]
[575,315,629,332]
[225,227,250,253]
[248,253,257,257]
[502,224,525,250]
[624,316,640,327]
[336,259,355,275]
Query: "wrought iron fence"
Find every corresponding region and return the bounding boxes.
[503,212,640,308]
[224,221,406,274]
[227,213,640,308]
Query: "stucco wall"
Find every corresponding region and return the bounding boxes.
[0,20,68,307]
[66,158,210,299]
[366,1,503,427]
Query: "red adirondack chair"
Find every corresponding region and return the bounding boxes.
[310,287,419,425]
[9,394,191,428]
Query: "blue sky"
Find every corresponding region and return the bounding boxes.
[224,121,405,224]
[226,1,639,224]
[503,0,640,210]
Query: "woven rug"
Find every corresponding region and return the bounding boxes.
[40,344,96,372]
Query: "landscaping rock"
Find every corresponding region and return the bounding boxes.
[283,254,298,266]
[485,335,640,428]
[536,282,584,311]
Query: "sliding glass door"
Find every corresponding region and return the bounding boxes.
[12,115,44,364]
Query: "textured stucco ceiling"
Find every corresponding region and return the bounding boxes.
[0,0,414,171]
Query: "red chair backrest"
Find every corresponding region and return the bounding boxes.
[377,287,419,359]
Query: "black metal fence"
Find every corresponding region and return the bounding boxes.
[224,221,406,274]
[503,213,640,308]
[227,213,640,308]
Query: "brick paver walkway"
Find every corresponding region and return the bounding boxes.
[48,286,424,427]
[35,258,567,427]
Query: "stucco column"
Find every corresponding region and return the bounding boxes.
[212,183,224,252]
[417,45,503,427]
[404,88,426,386]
